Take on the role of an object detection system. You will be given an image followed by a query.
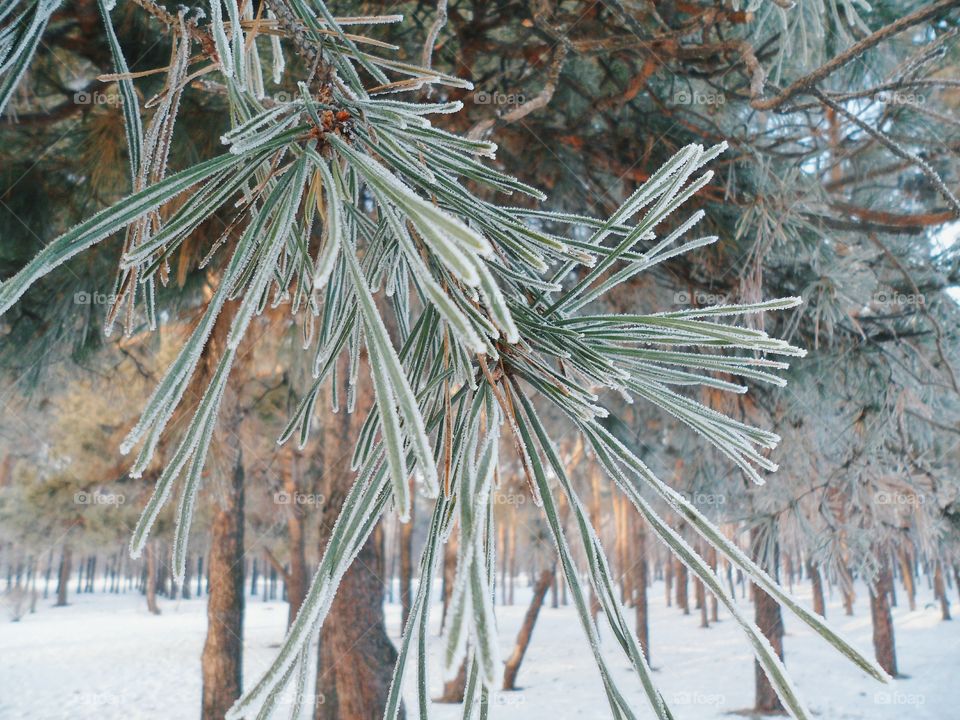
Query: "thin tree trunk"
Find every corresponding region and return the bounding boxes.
[400,476,414,630]
[934,560,951,621]
[807,560,826,618]
[435,660,468,704]
[896,549,915,610]
[314,371,400,720]
[675,556,689,615]
[440,530,458,632]
[752,527,785,715]
[869,556,897,676]
[634,515,649,662]
[589,464,602,620]
[55,544,71,607]
[503,566,555,690]
[316,524,398,718]
[201,448,245,720]
[507,506,517,606]
[144,542,161,615]
[284,447,308,627]
[708,545,719,623]
[664,556,673,607]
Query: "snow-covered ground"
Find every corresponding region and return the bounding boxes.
[0,576,955,719]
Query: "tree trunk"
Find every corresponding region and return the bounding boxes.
[314,372,399,720]
[896,549,914,610]
[400,477,414,630]
[144,542,161,615]
[283,447,308,627]
[675,557,689,615]
[664,556,673,607]
[503,566,554,690]
[507,506,517,606]
[752,528,785,715]
[934,560,951,621]
[440,530,458,632]
[201,449,245,720]
[316,526,397,718]
[589,464,602,620]
[807,560,826,618]
[634,515,649,662]
[435,660,468,704]
[869,556,897,677]
[55,544,71,607]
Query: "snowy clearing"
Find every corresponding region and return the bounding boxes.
[1,576,955,720]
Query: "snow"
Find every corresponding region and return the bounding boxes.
[0,577,956,719]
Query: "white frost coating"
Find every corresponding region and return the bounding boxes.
[266,9,284,83]
[209,0,233,78]
[344,248,441,496]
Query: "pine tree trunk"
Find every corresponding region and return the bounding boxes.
[634,515,649,662]
[675,557,689,615]
[934,560,951,621]
[55,544,71,607]
[807,560,826,617]
[440,531,458,632]
[697,576,708,628]
[283,448,308,627]
[664,556,673,607]
[435,660,467,704]
[315,526,398,718]
[897,548,917,612]
[752,528,785,715]
[708,545,719,623]
[869,556,897,676]
[589,464,602,620]
[201,450,245,720]
[314,374,399,720]
[400,478,414,630]
[503,566,554,690]
[144,541,160,615]
[507,507,517,606]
